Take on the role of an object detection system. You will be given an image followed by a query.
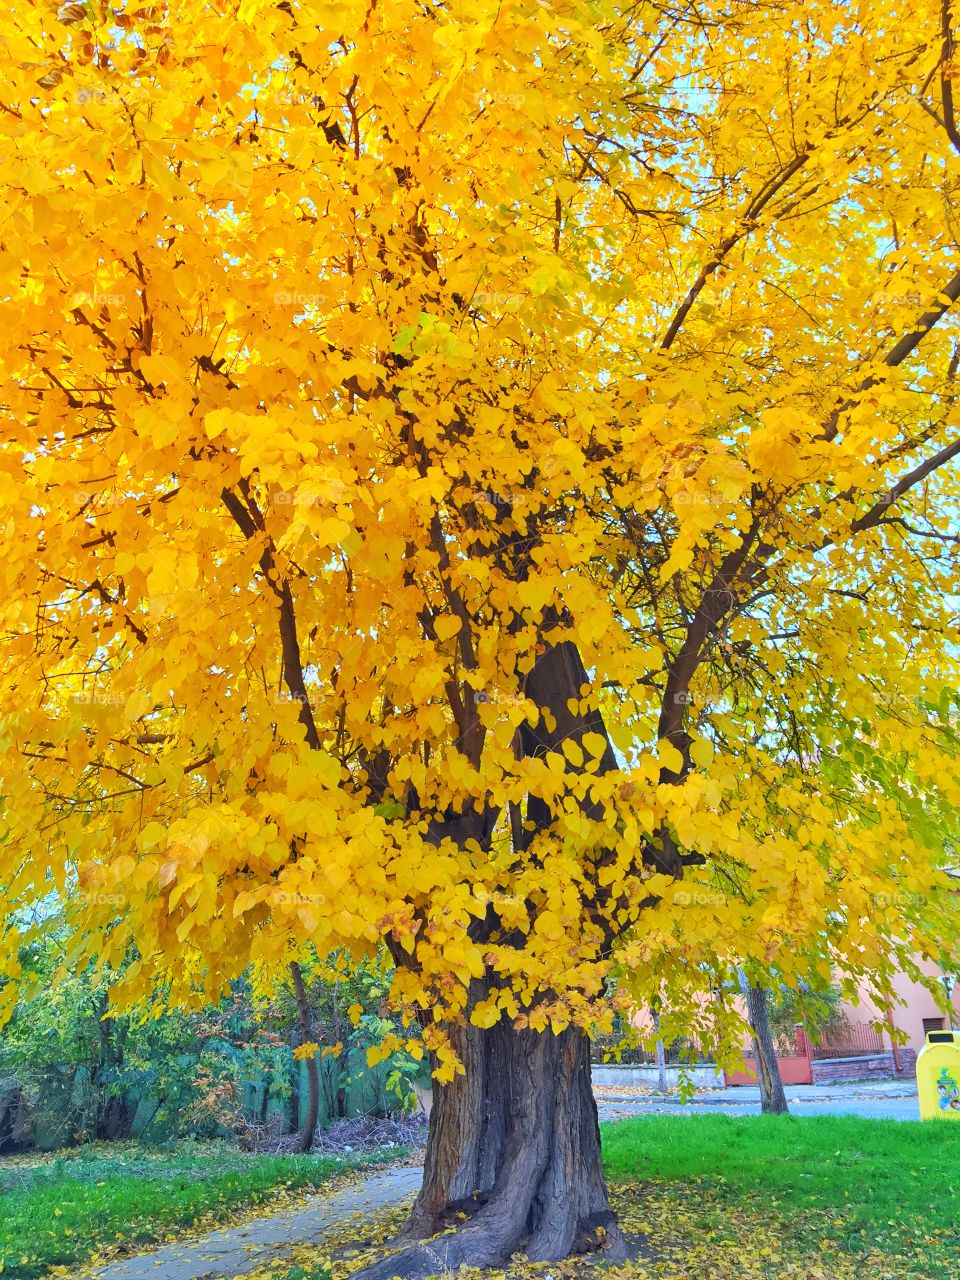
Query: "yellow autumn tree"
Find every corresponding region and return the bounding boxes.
[3,0,960,1267]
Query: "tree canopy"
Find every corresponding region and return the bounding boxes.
[2,0,960,1080]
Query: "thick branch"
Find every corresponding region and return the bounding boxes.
[660,152,809,349]
[823,269,960,441]
[221,485,322,750]
[940,0,960,154]
[657,515,764,767]
[851,434,960,532]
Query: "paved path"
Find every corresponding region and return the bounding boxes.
[596,1080,921,1122]
[89,1165,422,1280]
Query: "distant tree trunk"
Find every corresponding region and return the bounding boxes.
[655,1037,667,1092]
[332,979,347,1118]
[291,960,321,1152]
[289,1048,301,1134]
[336,1069,347,1118]
[738,970,788,1115]
[355,1019,626,1280]
[0,1087,25,1154]
[98,1092,131,1141]
[651,1009,667,1092]
[94,998,132,1141]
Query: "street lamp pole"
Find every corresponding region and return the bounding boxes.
[941,974,957,1031]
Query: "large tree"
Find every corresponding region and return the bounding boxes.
[3,0,960,1269]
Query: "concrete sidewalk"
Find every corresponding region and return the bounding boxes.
[87,1165,422,1280]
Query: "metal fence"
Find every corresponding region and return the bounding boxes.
[808,1022,887,1060]
[590,1034,712,1066]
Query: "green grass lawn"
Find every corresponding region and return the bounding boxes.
[242,1114,960,1280]
[602,1113,960,1279]
[3,1118,959,1280]
[0,1140,401,1280]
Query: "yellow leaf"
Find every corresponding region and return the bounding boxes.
[690,737,714,768]
[658,740,684,774]
[470,999,500,1029]
[434,614,462,642]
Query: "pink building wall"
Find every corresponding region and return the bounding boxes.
[842,959,960,1057]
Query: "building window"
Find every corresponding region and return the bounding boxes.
[923,1016,945,1036]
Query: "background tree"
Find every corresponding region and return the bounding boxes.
[737,970,788,1116]
[767,980,847,1052]
[0,921,417,1152]
[289,960,321,1152]
[0,923,202,1148]
[3,0,960,1271]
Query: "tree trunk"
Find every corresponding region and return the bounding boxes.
[289,1050,301,1136]
[738,971,788,1115]
[290,961,321,1152]
[331,978,347,1119]
[355,1022,626,1280]
[352,638,638,1278]
[94,999,132,1141]
[651,1010,667,1093]
[0,1087,25,1154]
[655,1037,667,1093]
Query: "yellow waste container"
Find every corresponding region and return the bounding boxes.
[917,1030,960,1119]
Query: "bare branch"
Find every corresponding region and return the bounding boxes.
[852,436,960,533]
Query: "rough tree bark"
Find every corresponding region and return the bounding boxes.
[737,970,789,1115]
[290,960,321,1152]
[358,1016,626,1280]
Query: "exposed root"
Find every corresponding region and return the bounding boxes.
[349,1231,500,1280]
[352,1214,629,1280]
[570,1210,628,1258]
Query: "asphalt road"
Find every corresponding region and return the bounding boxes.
[595,1081,922,1122]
